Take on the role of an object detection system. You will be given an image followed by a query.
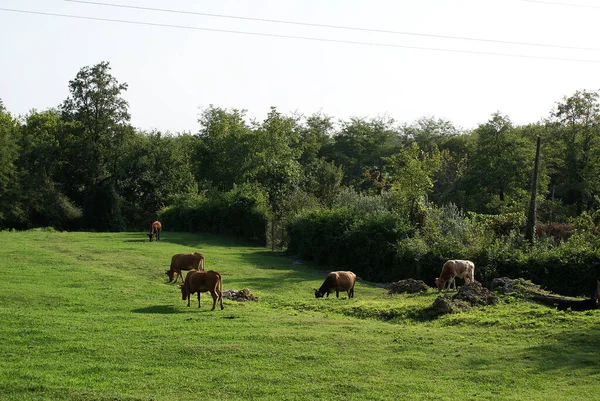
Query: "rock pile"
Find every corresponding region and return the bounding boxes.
[222,288,258,302]
[387,279,430,294]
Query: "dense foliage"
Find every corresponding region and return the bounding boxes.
[3,61,600,294]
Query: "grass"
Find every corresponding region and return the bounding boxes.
[0,230,599,400]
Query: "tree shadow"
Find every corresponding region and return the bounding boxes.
[132,305,182,314]
[123,239,147,243]
[520,321,600,372]
[159,232,261,249]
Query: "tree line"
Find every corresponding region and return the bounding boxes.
[2,62,600,293]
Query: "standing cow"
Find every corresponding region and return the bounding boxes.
[165,252,205,283]
[177,270,224,310]
[435,259,475,291]
[314,271,357,299]
[147,221,162,242]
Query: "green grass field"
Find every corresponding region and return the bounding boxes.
[1,230,599,401]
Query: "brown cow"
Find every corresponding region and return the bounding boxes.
[165,252,205,283]
[177,270,224,310]
[314,271,356,299]
[435,259,475,291]
[147,221,162,242]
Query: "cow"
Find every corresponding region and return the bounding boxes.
[147,221,162,242]
[165,252,205,283]
[435,259,475,291]
[314,271,357,299]
[177,270,224,310]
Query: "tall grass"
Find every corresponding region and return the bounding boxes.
[0,230,599,400]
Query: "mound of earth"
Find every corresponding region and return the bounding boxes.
[223,288,258,302]
[388,279,430,294]
[490,277,544,296]
[430,282,497,315]
[453,282,498,306]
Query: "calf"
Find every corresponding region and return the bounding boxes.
[314,271,356,299]
[435,259,475,291]
[147,221,162,242]
[177,270,224,310]
[165,252,205,283]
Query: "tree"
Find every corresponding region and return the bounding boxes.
[466,113,535,213]
[16,109,81,228]
[323,116,397,189]
[385,142,442,223]
[549,90,600,213]
[0,100,22,227]
[60,61,131,230]
[195,106,253,190]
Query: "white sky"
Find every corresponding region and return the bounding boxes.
[1,0,600,133]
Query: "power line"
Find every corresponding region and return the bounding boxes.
[2,7,600,63]
[65,0,600,52]
[523,0,600,9]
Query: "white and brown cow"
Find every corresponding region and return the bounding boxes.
[314,271,357,299]
[177,270,224,310]
[435,259,475,291]
[165,252,205,283]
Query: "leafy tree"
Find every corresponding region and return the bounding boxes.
[549,90,600,213]
[16,109,81,228]
[465,113,535,213]
[59,61,132,230]
[195,106,254,190]
[0,100,22,227]
[118,130,197,227]
[323,116,397,189]
[385,142,442,223]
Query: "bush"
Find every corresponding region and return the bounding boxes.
[159,184,269,244]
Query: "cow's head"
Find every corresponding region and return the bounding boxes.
[177,283,188,300]
[435,278,446,291]
[147,232,154,242]
[314,288,324,298]
[165,270,174,282]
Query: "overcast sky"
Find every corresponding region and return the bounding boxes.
[1,0,600,133]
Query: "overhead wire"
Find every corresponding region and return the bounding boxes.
[64,0,600,52]
[1,7,600,63]
[522,0,600,9]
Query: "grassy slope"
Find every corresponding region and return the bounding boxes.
[0,230,598,401]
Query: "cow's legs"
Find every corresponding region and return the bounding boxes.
[186,294,191,307]
[210,290,217,311]
[349,287,354,298]
[336,291,340,298]
[198,292,201,308]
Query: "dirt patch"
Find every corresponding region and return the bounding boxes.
[223,288,258,302]
[387,279,430,294]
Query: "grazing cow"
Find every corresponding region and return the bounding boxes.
[177,270,224,310]
[314,271,357,299]
[147,221,162,242]
[165,252,205,283]
[435,259,475,291]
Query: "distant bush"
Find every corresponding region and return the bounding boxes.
[159,183,269,244]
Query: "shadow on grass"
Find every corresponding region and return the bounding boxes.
[523,321,600,371]
[123,239,147,243]
[158,232,262,249]
[132,305,182,314]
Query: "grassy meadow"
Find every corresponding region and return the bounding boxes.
[0,230,599,401]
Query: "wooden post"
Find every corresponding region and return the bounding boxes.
[526,136,541,243]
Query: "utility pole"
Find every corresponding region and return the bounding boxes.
[526,136,541,244]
